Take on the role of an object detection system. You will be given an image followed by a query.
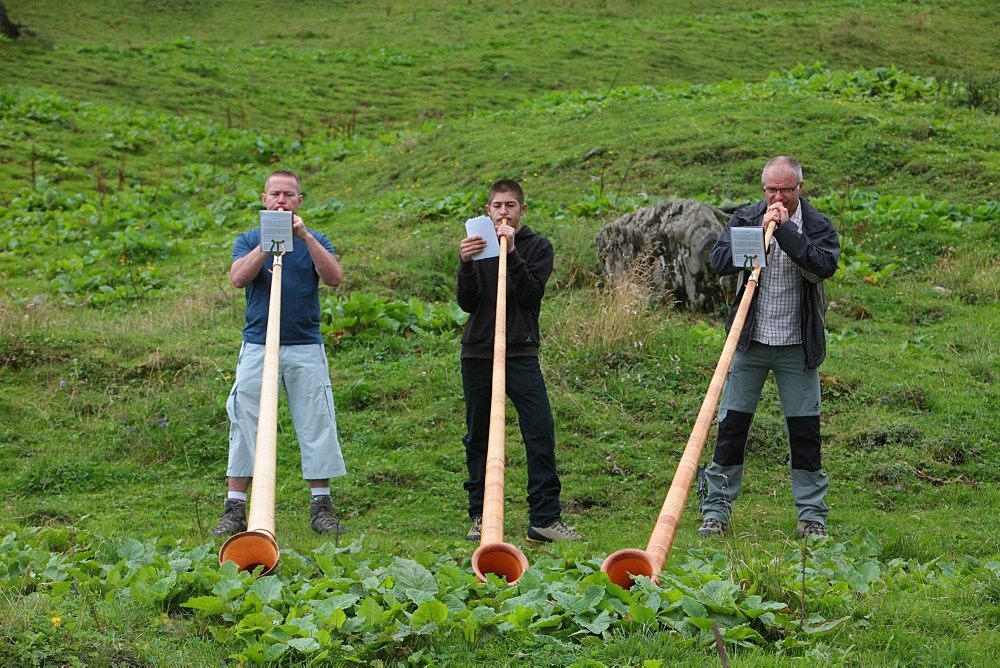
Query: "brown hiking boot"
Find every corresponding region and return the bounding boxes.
[796,520,829,539]
[466,516,482,541]
[527,520,585,543]
[697,517,728,536]
[310,495,345,535]
[210,499,247,536]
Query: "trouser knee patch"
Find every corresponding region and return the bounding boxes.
[713,410,754,467]
[787,415,822,471]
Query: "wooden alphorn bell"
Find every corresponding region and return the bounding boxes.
[601,221,777,589]
[218,211,291,575]
[470,224,530,584]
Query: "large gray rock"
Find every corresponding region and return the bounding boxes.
[595,199,736,311]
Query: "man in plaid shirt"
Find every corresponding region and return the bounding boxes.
[698,156,841,539]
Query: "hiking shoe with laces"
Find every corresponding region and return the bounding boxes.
[697,517,728,536]
[466,516,482,541]
[310,496,345,535]
[527,520,584,543]
[210,499,247,536]
[796,520,828,538]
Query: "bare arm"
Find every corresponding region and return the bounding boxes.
[289,216,340,286]
[230,246,269,288]
[302,230,343,287]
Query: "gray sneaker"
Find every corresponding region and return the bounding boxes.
[466,516,482,541]
[210,499,247,536]
[310,496,345,535]
[697,517,727,536]
[796,520,828,538]
[527,520,584,543]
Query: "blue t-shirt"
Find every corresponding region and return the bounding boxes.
[233,228,335,345]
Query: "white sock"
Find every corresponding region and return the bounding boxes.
[228,491,247,502]
[310,487,330,498]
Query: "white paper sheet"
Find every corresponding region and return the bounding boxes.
[464,215,501,260]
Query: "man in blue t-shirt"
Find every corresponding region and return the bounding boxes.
[210,170,348,537]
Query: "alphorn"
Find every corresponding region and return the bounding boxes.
[471,226,530,584]
[601,220,777,589]
[218,214,290,575]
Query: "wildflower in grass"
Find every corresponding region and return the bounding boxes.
[51,617,61,627]
[158,418,168,427]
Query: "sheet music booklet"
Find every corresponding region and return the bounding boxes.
[260,210,294,253]
[730,226,767,268]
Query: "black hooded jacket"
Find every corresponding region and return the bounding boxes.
[457,225,552,359]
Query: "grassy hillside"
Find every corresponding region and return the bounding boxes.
[1,1,999,666]
[4,0,1000,162]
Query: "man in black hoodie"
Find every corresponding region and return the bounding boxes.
[456,179,583,544]
[698,156,841,540]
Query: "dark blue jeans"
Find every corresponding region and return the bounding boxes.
[461,356,562,527]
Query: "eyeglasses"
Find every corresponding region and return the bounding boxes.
[763,184,800,195]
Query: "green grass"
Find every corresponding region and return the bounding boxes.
[1,0,999,665]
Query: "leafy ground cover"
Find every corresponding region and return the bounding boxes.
[1,1,998,666]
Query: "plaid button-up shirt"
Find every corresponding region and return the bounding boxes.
[750,204,804,346]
